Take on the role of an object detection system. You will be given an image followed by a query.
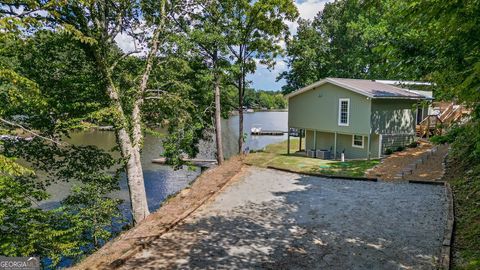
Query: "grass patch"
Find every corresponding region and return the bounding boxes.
[310,160,380,177]
[245,138,379,178]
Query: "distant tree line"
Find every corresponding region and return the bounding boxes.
[243,89,287,110]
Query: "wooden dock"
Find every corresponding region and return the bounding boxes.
[251,130,286,136]
[152,157,217,167]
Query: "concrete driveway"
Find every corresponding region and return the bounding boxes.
[121,167,447,270]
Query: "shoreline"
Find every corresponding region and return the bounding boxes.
[229,109,287,116]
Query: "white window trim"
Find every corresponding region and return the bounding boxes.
[352,135,364,149]
[338,98,350,126]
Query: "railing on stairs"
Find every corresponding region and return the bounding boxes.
[416,115,443,138]
[417,102,471,138]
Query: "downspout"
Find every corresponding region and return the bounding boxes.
[368,97,374,160]
[367,132,371,160]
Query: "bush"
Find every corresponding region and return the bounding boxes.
[408,141,419,148]
[430,135,450,145]
[396,145,405,152]
[431,125,466,145]
[384,148,393,155]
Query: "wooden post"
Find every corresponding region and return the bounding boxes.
[367,134,371,160]
[299,129,302,152]
[313,130,317,151]
[378,134,382,159]
[287,129,291,155]
[426,116,430,139]
[334,132,337,160]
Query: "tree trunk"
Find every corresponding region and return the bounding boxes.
[132,4,163,149]
[107,84,150,225]
[93,46,150,224]
[214,71,224,164]
[125,8,163,224]
[238,76,244,154]
[124,144,150,223]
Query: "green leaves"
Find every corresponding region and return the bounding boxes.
[0,137,122,267]
[0,27,122,267]
[280,0,434,94]
[0,155,34,177]
[61,24,98,45]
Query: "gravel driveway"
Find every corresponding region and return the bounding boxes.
[122,167,447,270]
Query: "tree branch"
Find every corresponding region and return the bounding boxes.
[109,50,142,71]
[0,118,63,146]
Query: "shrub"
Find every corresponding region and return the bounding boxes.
[396,145,405,152]
[431,125,466,145]
[430,135,450,145]
[408,141,419,148]
[384,148,393,155]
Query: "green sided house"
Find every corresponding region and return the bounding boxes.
[285,78,427,160]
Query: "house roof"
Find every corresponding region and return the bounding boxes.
[405,90,434,100]
[285,78,427,100]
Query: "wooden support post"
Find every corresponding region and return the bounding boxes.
[299,129,302,152]
[334,132,337,160]
[367,134,371,160]
[426,116,431,139]
[287,129,291,155]
[313,130,317,151]
[378,134,382,159]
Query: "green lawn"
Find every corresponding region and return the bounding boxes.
[245,138,380,178]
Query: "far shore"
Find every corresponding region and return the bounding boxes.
[229,108,287,116]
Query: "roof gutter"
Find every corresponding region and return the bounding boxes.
[371,96,426,100]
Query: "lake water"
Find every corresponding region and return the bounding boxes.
[40,111,288,218]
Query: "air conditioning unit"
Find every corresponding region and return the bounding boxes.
[307,149,316,158]
[316,150,331,160]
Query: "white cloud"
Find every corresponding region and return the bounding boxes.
[114,32,137,53]
[276,60,287,71]
[287,0,332,34]
[296,0,330,21]
[114,22,151,55]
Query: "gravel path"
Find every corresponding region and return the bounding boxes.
[122,167,447,270]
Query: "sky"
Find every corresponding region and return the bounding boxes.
[114,0,333,92]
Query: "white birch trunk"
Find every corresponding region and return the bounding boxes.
[214,72,224,164]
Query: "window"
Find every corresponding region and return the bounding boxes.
[352,135,364,148]
[338,98,350,126]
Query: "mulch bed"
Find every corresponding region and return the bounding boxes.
[403,144,449,181]
[365,142,433,181]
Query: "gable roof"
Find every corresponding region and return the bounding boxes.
[285,78,426,100]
